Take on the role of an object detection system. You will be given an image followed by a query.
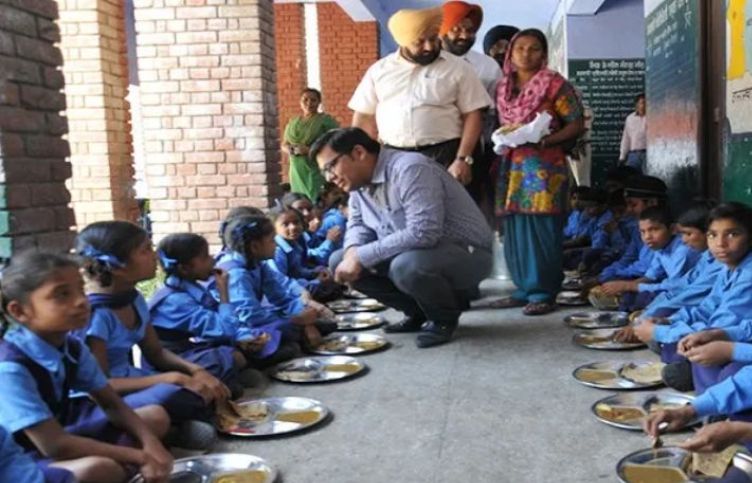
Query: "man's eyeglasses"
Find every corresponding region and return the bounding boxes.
[322,152,346,178]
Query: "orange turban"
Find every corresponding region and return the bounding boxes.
[388,7,443,47]
[439,1,483,36]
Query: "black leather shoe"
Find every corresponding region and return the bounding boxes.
[383,317,425,333]
[415,321,456,348]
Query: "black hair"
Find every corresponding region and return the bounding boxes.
[571,186,591,197]
[635,93,646,103]
[280,182,292,194]
[76,221,148,287]
[605,165,641,183]
[219,206,265,244]
[639,206,673,227]
[309,127,381,168]
[317,182,347,209]
[156,233,209,277]
[223,214,275,259]
[676,199,717,232]
[280,192,312,210]
[268,205,304,225]
[607,189,626,208]
[301,88,322,101]
[0,251,80,337]
[578,188,608,205]
[513,28,548,57]
[708,202,752,235]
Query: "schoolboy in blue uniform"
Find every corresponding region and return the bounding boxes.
[315,194,348,253]
[563,189,611,270]
[563,186,594,244]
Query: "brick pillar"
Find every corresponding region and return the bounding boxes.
[273,2,306,182]
[58,0,138,226]
[317,3,379,126]
[133,0,281,246]
[0,0,76,257]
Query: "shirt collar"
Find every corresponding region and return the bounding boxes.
[660,235,683,254]
[274,235,295,254]
[165,275,209,304]
[369,148,392,185]
[4,324,74,373]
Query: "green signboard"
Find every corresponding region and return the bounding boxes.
[568,58,646,186]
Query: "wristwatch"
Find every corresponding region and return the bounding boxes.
[457,155,474,166]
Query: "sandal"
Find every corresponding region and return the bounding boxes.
[523,301,557,316]
[488,297,527,309]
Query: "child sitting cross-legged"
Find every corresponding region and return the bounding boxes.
[595,206,702,312]
[149,233,284,396]
[76,221,229,451]
[0,251,173,483]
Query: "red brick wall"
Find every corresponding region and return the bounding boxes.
[273,3,306,181]
[317,3,379,127]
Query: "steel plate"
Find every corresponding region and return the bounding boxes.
[270,355,366,383]
[556,290,589,306]
[216,396,328,437]
[616,447,752,482]
[592,392,696,430]
[573,361,664,390]
[335,313,385,331]
[327,298,387,313]
[309,333,389,355]
[573,328,646,350]
[564,311,629,329]
[128,453,277,483]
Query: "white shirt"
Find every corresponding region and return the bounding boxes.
[460,49,502,99]
[619,111,647,160]
[348,50,492,148]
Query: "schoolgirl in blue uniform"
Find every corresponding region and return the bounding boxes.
[0,251,172,482]
[315,193,348,253]
[149,233,281,392]
[216,214,335,348]
[281,192,341,264]
[76,221,229,439]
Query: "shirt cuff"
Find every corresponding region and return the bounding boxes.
[652,325,672,343]
[692,395,718,418]
[732,343,752,363]
[356,243,380,268]
[725,327,748,342]
[638,282,661,292]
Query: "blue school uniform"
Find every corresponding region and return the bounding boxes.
[0,425,74,483]
[587,210,614,250]
[598,218,643,282]
[273,235,321,286]
[653,251,752,344]
[600,241,655,283]
[303,231,336,266]
[563,209,591,239]
[637,235,702,293]
[0,326,108,437]
[149,276,282,381]
[84,292,210,422]
[641,250,723,318]
[315,208,347,251]
[216,251,306,340]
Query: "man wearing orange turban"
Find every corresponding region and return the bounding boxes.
[348,7,492,186]
[439,1,501,220]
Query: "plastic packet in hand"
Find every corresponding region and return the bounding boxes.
[492,112,553,153]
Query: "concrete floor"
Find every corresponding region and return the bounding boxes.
[216,279,690,483]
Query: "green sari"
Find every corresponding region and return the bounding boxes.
[284,113,339,201]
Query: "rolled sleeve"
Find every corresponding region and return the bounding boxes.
[691,365,752,417]
[348,65,378,115]
[0,364,54,433]
[732,343,752,363]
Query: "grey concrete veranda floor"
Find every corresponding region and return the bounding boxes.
[215,279,687,483]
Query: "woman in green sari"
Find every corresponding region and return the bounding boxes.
[282,88,339,201]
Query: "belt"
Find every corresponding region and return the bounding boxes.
[384,138,460,152]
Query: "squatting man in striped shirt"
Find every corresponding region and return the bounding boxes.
[311,128,493,349]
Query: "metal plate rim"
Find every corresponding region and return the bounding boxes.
[572,329,647,351]
[327,298,388,313]
[335,313,386,332]
[564,311,630,329]
[218,396,329,438]
[572,361,665,390]
[591,392,696,431]
[127,453,278,483]
[309,333,390,356]
[269,355,367,383]
[615,446,752,482]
